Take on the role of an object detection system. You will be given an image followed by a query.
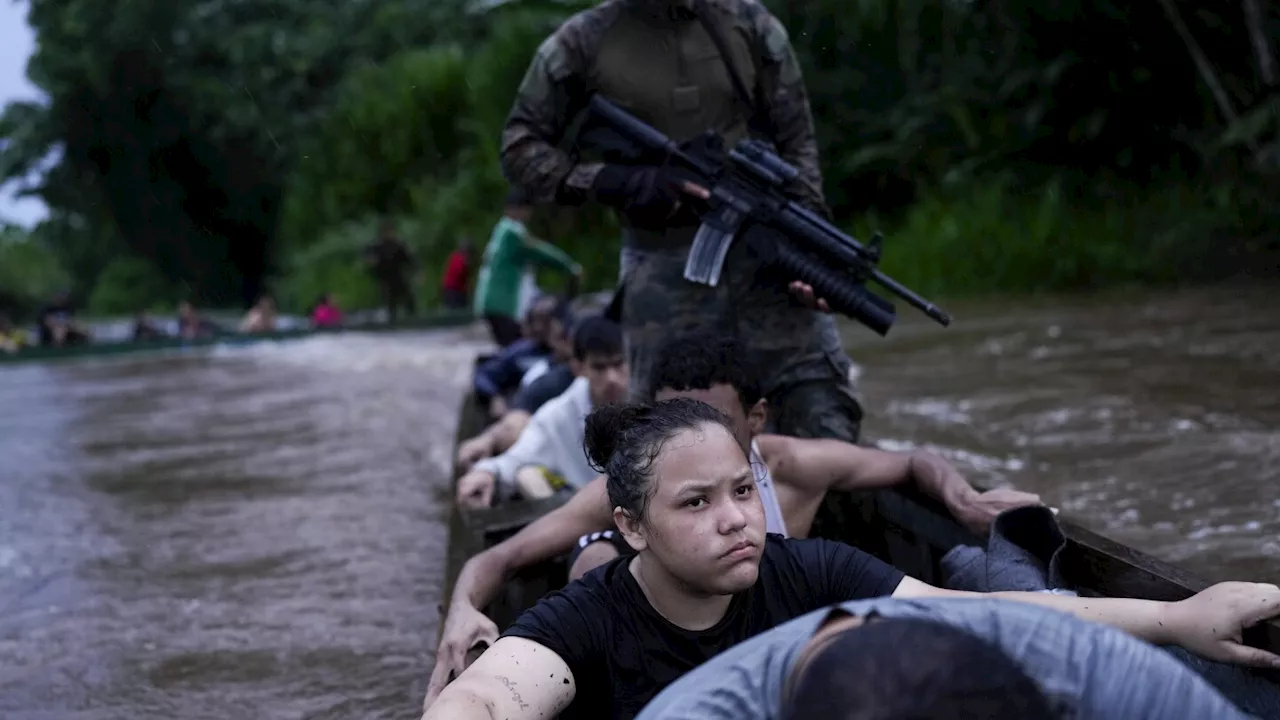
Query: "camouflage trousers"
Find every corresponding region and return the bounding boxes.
[619,246,863,443]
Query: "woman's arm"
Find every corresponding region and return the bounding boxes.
[424,637,575,720]
[424,478,614,704]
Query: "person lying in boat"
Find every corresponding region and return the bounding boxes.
[455,315,628,508]
[239,293,277,334]
[635,596,1255,720]
[423,398,1280,720]
[426,333,1043,695]
[472,294,569,421]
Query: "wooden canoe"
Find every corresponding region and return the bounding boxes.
[0,310,475,366]
[440,358,1280,684]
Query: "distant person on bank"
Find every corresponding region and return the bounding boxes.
[474,189,582,348]
[37,289,89,347]
[0,314,28,353]
[177,300,221,340]
[240,293,277,334]
[364,218,417,323]
[311,293,343,328]
[441,240,474,310]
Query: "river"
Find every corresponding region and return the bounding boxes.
[0,284,1276,718]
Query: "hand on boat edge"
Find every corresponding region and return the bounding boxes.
[456,471,496,509]
[424,602,500,710]
[950,487,1044,536]
[456,436,493,472]
[1165,581,1280,669]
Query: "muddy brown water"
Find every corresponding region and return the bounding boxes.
[1,284,1277,718]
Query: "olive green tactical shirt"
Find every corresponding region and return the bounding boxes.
[501,0,827,221]
[500,0,854,404]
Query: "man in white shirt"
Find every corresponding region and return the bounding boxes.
[456,316,627,508]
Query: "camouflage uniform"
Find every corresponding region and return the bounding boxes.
[500,0,862,442]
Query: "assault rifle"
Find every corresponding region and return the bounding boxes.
[575,94,952,336]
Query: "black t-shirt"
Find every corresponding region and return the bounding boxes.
[512,363,575,413]
[502,534,904,720]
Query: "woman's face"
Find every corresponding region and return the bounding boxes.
[629,421,766,596]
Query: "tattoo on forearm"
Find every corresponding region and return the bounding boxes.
[495,675,531,710]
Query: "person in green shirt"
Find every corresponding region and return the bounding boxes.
[474,189,582,347]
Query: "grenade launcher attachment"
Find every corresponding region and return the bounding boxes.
[574,93,952,336]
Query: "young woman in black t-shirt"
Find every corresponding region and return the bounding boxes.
[423,398,1280,720]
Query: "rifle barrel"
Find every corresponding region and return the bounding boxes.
[870,270,952,326]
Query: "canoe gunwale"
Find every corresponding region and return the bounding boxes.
[866,482,1280,657]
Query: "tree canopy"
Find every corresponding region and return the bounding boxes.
[0,0,1275,318]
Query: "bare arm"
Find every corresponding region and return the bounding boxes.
[893,577,1280,668]
[761,435,1040,534]
[463,411,532,459]
[472,411,557,491]
[490,411,532,454]
[451,476,612,611]
[427,477,614,703]
[894,576,1176,643]
[424,637,575,720]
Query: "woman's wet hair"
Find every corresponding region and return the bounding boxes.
[583,397,737,521]
[781,618,1055,720]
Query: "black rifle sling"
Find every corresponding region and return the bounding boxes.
[691,0,770,138]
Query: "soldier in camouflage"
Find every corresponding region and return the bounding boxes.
[500,0,863,443]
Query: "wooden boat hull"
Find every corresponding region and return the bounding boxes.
[1,311,475,366]
[441,365,1280,684]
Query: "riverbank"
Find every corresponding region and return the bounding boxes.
[267,175,1275,316]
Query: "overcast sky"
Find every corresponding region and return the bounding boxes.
[0,1,45,228]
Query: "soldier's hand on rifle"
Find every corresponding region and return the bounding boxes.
[788,281,832,313]
[593,165,708,227]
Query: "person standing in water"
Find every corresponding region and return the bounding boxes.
[364,218,417,323]
[473,189,582,348]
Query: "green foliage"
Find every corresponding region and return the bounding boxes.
[279,46,474,252]
[275,10,623,306]
[2,0,1277,309]
[85,256,177,315]
[273,216,388,312]
[0,226,70,319]
[866,179,1252,297]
